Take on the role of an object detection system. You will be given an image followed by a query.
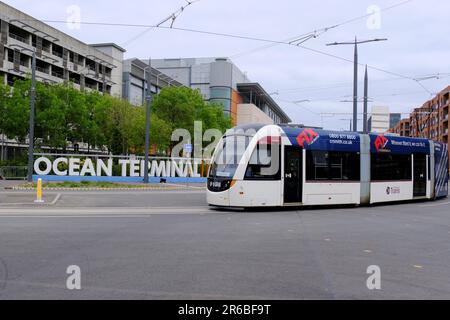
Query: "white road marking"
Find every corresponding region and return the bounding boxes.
[0,206,213,216]
[419,201,450,207]
[1,279,271,299]
[0,192,61,206]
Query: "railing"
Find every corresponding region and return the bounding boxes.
[52,50,63,58]
[51,71,64,79]
[9,32,29,44]
[0,166,28,180]
[36,66,49,74]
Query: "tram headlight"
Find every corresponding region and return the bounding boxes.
[207,178,236,192]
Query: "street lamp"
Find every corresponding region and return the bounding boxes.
[326,37,387,132]
[24,48,37,182]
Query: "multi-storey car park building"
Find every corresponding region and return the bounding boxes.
[0,2,183,160]
[0,1,125,95]
[151,57,292,125]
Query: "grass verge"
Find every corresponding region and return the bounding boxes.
[19,181,165,189]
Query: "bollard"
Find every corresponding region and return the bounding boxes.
[34,178,44,203]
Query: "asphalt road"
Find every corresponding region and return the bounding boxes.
[0,189,449,299]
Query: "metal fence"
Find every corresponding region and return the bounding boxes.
[0,166,28,180]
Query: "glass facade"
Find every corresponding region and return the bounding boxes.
[210,86,232,113]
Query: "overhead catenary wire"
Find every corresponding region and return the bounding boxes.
[231,0,414,59]
[31,18,433,95]
[121,0,201,47]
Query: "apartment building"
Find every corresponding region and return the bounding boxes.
[409,85,449,172]
[388,118,410,137]
[409,86,449,141]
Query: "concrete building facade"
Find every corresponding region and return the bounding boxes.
[368,106,390,133]
[151,57,291,125]
[122,58,183,106]
[0,1,124,96]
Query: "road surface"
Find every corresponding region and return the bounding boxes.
[0,189,449,299]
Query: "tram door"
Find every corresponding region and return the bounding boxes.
[413,153,427,197]
[284,146,302,203]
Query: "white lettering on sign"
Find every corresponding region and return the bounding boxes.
[33,156,202,178]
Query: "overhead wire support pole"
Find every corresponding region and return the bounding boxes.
[363,65,369,134]
[353,38,358,133]
[326,38,387,132]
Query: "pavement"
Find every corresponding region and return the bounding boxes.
[0,182,449,299]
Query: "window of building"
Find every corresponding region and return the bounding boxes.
[210,87,231,99]
[210,98,231,111]
[244,144,281,180]
[306,151,360,181]
[371,153,412,181]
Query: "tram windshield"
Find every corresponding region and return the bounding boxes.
[209,135,251,179]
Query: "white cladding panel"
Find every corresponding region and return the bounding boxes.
[207,189,230,207]
[303,183,361,205]
[370,181,413,203]
[229,181,282,207]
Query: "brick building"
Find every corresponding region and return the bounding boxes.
[408,85,449,172]
[388,118,410,137]
[409,86,449,143]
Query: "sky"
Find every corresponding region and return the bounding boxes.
[3,0,450,130]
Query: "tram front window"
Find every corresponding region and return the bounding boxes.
[209,135,251,179]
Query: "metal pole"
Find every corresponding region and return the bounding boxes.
[143,58,152,184]
[353,38,358,132]
[27,51,36,182]
[363,65,369,133]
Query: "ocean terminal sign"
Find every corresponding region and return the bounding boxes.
[33,156,202,178]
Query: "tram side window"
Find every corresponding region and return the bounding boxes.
[244,144,281,180]
[306,151,360,181]
[371,153,412,181]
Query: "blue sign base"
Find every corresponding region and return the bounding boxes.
[32,175,207,184]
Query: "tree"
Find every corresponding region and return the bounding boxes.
[151,86,232,150]
[1,80,230,158]
[2,79,30,142]
[151,86,200,135]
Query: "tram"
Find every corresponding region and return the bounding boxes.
[207,124,449,208]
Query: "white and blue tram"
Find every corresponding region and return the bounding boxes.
[207,124,449,208]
